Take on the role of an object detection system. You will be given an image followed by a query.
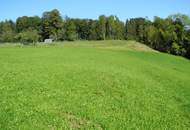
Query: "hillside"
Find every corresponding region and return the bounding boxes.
[0,41,190,129]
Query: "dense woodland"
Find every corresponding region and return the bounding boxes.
[0,9,190,58]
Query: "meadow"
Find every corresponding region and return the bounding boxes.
[0,40,190,130]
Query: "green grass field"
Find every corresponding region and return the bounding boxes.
[0,40,190,130]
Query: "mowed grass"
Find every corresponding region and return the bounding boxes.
[0,40,190,130]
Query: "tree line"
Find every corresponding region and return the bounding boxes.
[0,9,190,58]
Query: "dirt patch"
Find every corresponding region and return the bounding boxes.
[63,112,103,130]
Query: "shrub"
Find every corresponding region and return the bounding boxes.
[15,30,40,45]
[170,42,186,56]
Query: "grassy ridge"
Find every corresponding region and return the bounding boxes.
[0,41,190,129]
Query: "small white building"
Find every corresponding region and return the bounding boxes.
[44,39,53,43]
[185,25,190,31]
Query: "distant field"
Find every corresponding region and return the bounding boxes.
[0,40,190,129]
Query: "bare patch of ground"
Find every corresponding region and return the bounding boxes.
[63,112,103,130]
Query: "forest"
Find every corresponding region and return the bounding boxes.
[0,9,190,59]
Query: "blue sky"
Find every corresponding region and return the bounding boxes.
[0,0,190,21]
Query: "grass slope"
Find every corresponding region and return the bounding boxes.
[0,41,190,130]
